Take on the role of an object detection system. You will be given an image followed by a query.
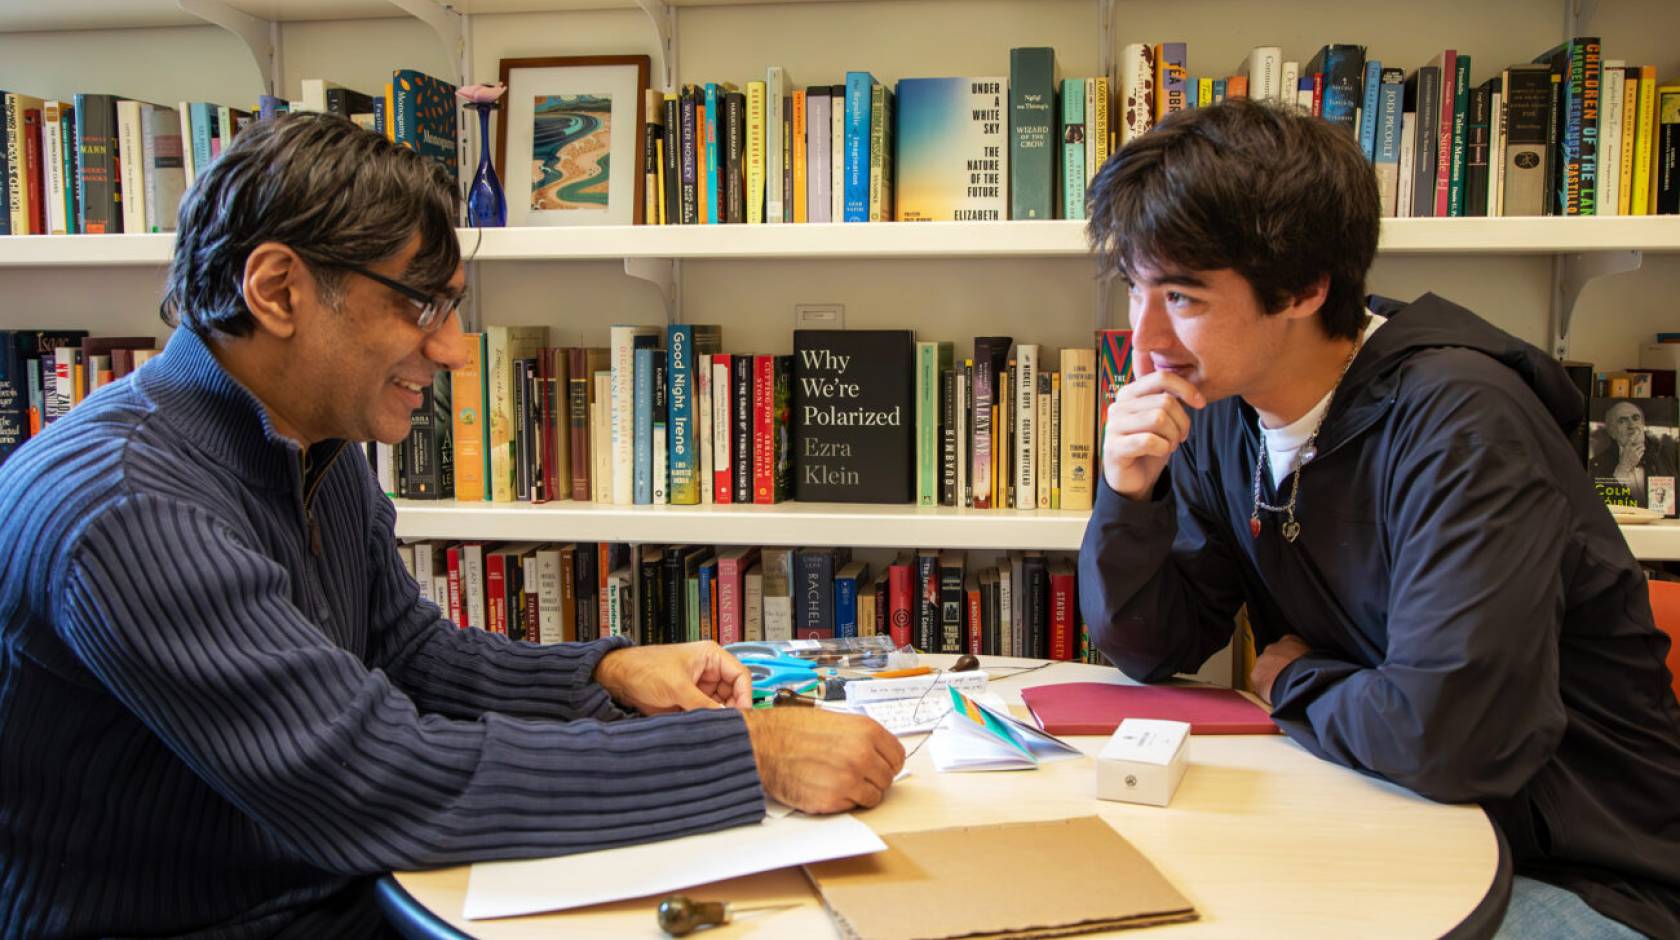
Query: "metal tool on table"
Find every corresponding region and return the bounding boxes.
[656,894,798,936]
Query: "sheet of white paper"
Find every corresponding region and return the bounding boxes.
[462,813,884,921]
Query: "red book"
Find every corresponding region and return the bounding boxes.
[716,547,759,646]
[887,560,913,648]
[965,575,982,655]
[596,542,612,638]
[1310,73,1324,117]
[566,347,596,502]
[1020,682,1280,735]
[1048,561,1075,660]
[485,552,508,635]
[445,544,464,627]
[753,354,774,503]
[24,108,44,234]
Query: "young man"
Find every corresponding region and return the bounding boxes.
[1079,98,1680,938]
[0,112,902,938]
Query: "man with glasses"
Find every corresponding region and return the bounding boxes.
[0,112,902,939]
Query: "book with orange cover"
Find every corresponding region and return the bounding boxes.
[1020,681,1280,735]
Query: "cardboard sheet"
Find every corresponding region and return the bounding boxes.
[463,813,884,921]
[805,816,1197,939]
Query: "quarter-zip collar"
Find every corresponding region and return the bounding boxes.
[136,327,351,493]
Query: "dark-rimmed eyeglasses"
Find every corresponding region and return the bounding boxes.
[340,263,465,333]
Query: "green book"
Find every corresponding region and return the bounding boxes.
[916,340,953,506]
[1449,54,1471,216]
[1010,47,1060,220]
[1061,78,1086,221]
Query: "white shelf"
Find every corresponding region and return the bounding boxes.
[1619,520,1680,561]
[390,500,1092,550]
[391,500,1680,559]
[9,217,1680,268]
[0,0,892,32]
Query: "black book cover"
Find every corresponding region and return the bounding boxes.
[679,86,699,225]
[574,543,598,640]
[637,545,664,647]
[513,358,531,500]
[73,93,121,233]
[792,330,914,503]
[794,547,849,638]
[772,355,792,502]
[1588,397,1678,517]
[1502,65,1554,217]
[1661,116,1680,215]
[913,549,938,651]
[325,87,377,117]
[1402,67,1439,218]
[663,545,689,644]
[662,95,682,226]
[732,353,753,501]
[782,95,794,222]
[939,367,956,506]
[724,91,745,224]
[937,550,965,653]
[1024,553,1048,659]
[1465,82,1492,217]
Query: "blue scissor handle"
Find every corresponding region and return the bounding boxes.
[739,655,819,691]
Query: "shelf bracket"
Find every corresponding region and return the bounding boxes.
[1097,0,1118,83]
[1550,250,1640,359]
[634,0,679,92]
[625,257,681,323]
[386,0,466,86]
[177,0,280,97]
[1565,0,1600,36]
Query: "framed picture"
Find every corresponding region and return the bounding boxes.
[495,55,650,226]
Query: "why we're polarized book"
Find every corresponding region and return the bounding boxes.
[793,330,914,503]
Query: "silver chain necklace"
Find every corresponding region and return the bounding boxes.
[1249,329,1364,543]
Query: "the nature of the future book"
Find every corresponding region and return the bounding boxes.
[792,330,915,503]
[1587,396,1678,517]
[893,77,1008,222]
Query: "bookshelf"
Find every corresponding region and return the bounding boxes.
[7,217,1680,267]
[2,0,1678,569]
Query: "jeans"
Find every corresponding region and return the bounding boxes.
[1493,876,1647,939]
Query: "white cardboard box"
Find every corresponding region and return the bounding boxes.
[1097,718,1190,807]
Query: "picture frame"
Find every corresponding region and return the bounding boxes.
[495,55,651,227]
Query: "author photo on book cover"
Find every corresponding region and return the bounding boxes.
[1078,96,1680,939]
[1588,396,1679,516]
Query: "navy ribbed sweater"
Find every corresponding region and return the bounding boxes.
[0,327,765,938]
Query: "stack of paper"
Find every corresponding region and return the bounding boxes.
[928,688,1082,772]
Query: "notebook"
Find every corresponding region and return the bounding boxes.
[805,816,1198,939]
[929,687,1083,772]
[1020,682,1280,735]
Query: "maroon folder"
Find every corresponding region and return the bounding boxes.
[1020,682,1281,735]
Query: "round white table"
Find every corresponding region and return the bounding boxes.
[389,657,1506,938]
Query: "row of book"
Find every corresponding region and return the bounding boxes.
[634,42,1680,226]
[377,324,1135,511]
[0,329,157,459]
[0,71,458,236]
[397,538,1103,662]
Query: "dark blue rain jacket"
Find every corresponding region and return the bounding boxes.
[1080,293,1680,937]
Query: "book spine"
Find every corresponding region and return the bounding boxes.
[116,100,145,235]
[1359,59,1383,160]
[868,83,886,221]
[940,367,956,506]
[1014,344,1038,510]
[74,94,120,233]
[915,551,939,651]
[732,354,752,501]
[712,355,733,502]
[831,84,846,223]
[792,89,807,222]
[567,349,591,501]
[753,354,774,503]
[807,90,831,222]
[1010,47,1057,221]
[634,345,656,504]
[834,569,858,639]
[667,326,698,503]
[843,73,872,222]
[652,353,668,505]
[887,561,913,648]
[795,551,836,639]
[938,555,963,653]
[1050,566,1076,660]
[445,546,465,626]
[1449,54,1471,216]
[966,575,983,655]
[1061,79,1085,220]
[766,66,785,225]
[747,81,766,224]
[744,566,764,642]
[725,91,746,224]
[679,88,698,224]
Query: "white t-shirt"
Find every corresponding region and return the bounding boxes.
[1260,312,1387,488]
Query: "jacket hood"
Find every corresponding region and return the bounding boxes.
[1325,293,1584,442]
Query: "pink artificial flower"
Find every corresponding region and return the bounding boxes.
[456,82,507,105]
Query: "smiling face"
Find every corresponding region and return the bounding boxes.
[288,235,469,445]
[1124,264,1304,407]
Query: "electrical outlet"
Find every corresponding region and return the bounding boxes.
[794,303,845,330]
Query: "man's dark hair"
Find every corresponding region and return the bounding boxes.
[162,111,460,337]
[1087,97,1380,340]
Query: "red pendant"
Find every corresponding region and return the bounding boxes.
[1249,517,1261,539]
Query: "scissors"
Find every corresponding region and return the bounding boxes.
[725,643,824,699]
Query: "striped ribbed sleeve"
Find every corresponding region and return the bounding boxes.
[56,492,766,873]
[362,491,634,724]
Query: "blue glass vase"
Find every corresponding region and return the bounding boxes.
[466,102,506,227]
